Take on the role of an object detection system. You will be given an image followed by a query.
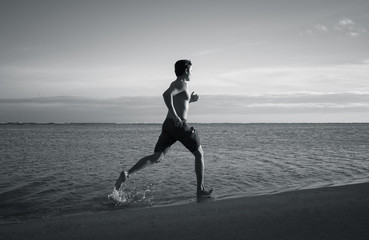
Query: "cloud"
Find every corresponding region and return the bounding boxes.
[197,92,369,113]
[193,42,267,57]
[338,17,355,27]
[0,96,166,123]
[1,92,369,123]
[300,29,314,36]
[194,48,224,56]
[211,61,369,95]
[314,24,328,32]
[0,65,123,77]
[300,17,367,38]
[190,92,369,122]
[0,64,170,98]
[3,60,368,101]
[334,17,367,37]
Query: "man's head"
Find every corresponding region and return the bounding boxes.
[175,59,192,78]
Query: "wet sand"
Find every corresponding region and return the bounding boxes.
[1,182,369,240]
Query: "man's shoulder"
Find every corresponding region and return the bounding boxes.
[171,79,187,90]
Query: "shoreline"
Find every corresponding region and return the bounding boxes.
[1,182,369,240]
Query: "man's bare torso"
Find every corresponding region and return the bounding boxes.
[166,82,190,121]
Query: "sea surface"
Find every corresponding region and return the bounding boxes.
[1,123,369,223]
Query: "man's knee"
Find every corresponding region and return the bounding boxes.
[152,150,166,163]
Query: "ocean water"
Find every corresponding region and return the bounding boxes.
[1,123,369,223]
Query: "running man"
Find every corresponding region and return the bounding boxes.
[113,59,212,197]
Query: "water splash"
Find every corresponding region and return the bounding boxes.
[107,184,154,206]
[108,188,128,204]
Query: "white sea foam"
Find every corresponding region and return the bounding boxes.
[108,189,127,203]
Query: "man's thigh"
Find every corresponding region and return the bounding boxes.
[179,127,201,153]
[154,132,176,153]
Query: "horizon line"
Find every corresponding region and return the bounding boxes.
[1,122,369,125]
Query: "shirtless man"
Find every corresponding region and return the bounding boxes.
[113,59,212,197]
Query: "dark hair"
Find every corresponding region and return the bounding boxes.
[174,59,192,77]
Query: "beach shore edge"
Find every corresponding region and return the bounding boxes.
[1,182,369,240]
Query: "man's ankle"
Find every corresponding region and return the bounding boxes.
[197,188,213,196]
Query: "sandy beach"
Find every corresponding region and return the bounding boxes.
[1,182,369,240]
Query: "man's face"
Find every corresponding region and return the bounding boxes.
[185,66,192,81]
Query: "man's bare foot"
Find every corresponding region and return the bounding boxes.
[197,188,213,197]
[115,171,128,190]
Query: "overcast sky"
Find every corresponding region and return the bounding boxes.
[1,0,369,123]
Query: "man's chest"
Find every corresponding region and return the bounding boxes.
[175,90,190,101]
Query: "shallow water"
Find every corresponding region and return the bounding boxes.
[1,123,369,222]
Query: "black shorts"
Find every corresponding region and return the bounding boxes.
[154,118,201,153]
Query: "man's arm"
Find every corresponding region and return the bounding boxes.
[162,80,186,126]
